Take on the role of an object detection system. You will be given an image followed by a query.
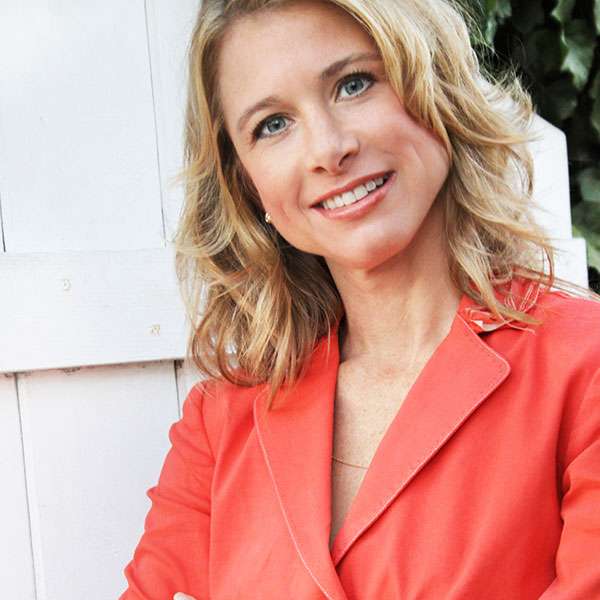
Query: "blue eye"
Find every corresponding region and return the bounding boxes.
[251,69,376,141]
[337,71,375,100]
[253,115,289,140]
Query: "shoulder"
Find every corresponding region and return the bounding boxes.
[482,283,600,398]
[532,289,600,350]
[531,291,600,461]
[508,288,600,422]
[188,373,265,408]
[184,375,265,459]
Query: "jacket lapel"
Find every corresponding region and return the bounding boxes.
[253,330,347,600]
[330,298,511,564]
[254,289,516,587]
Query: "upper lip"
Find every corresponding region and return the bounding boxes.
[310,170,392,207]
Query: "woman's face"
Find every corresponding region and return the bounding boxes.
[218,0,450,272]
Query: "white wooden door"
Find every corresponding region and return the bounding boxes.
[0,2,201,598]
[0,2,588,599]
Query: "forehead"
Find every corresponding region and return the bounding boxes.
[217,1,377,127]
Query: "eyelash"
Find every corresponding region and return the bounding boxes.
[250,69,376,142]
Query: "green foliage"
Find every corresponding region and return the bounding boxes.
[466,0,600,286]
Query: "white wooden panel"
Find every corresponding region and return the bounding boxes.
[0,375,36,598]
[0,1,164,253]
[145,0,201,240]
[175,358,205,420]
[554,237,588,288]
[0,246,187,373]
[0,237,586,376]
[18,362,182,600]
[529,115,573,241]
[0,195,5,251]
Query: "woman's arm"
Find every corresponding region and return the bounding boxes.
[538,368,600,599]
[119,382,215,600]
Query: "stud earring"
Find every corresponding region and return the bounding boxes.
[265,212,272,223]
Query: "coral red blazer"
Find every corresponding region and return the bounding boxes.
[120,284,600,599]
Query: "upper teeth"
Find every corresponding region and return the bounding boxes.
[320,175,388,210]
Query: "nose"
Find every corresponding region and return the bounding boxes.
[303,110,359,175]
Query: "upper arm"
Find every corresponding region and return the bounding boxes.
[539,368,600,599]
[119,381,215,600]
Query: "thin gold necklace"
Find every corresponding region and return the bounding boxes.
[332,455,369,469]
[333,320,369,471]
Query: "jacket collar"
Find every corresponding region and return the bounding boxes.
[459,276,542,333]
[252,283,537,597]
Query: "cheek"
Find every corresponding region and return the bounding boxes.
[386,113,449,178]
[246,160,299,216]
[254,178,285,214]
[236,157,278,211]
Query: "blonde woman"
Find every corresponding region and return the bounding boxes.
[120,0,600,598]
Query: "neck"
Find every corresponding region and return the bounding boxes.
[326,210,461,367]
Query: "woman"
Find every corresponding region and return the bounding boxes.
[120,0,600,598]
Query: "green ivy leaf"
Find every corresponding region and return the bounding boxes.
[572,204,600,270]
[482,0,512,43]
[551,0,576,24]
[585,236,600,271]
[483,20,497,44]
[525,29,563,76]
[566,108,600,163]
[573,220,600,271]
[537,77,579,122]
[585,239,600,271]
[592,72,600,100]
[578,168,600,203]
[485,0,511,19]
[559,20,597,90]
[592,98,600,140]
[591,73,600,138]
[512,0,545,35]
[573,201,600,235]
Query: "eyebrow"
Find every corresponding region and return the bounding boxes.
[236,51,381,134]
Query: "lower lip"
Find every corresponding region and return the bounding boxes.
[312,172,395,221]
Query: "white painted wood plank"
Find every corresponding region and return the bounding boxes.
[18,362,182,600]
[145,0,201,241]
[0,375,36,598]
[0,237,590,376]
[0,246,188,374]
[0,1,164,252]
[554,237,588,288]
[175,358,205,420]
[0,196,6,251]
[529,115,573,241]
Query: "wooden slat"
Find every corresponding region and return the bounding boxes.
[175,358,205,420]
[18,362,182,599]
[144,0,201,240]
[0,246,188,373]
[0,237,588,377]
[0,376,36,598]
[554,237,588,288]
[529,115,573,240]
[0,1,164,253]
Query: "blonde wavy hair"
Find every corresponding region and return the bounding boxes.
[174,0,560,401]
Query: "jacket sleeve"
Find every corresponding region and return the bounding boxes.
[119,381,215,600]
[538,368,600,599]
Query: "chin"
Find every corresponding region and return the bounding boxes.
[328,244,408,272]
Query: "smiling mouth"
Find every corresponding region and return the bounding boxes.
[316,172,392,210]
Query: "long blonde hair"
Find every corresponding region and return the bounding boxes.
[174,0,561,402]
